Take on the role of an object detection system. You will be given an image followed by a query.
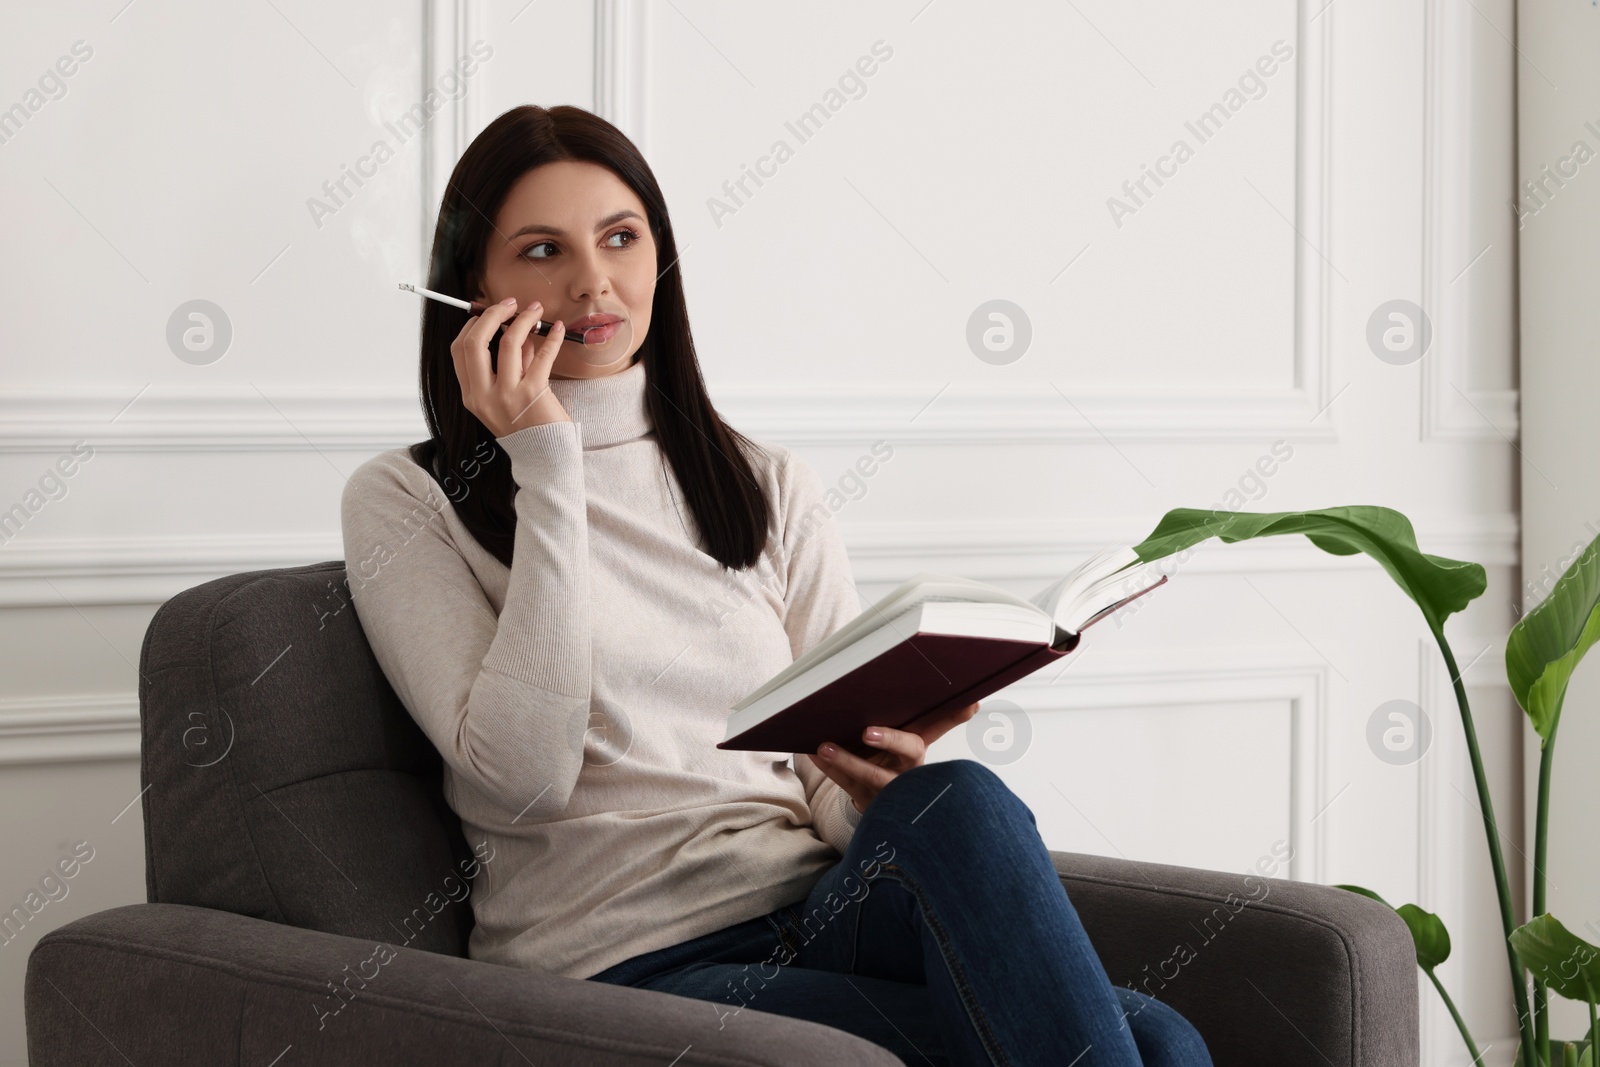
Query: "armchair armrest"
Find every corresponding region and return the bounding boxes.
[1051,850,1419,1067]
[26,903,905,1067]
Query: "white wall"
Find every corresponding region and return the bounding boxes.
[0,1,1523,1063]
[1516,0,1600,1052]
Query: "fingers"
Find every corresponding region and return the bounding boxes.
[860,725,927,764]
[523,315,565,378]
[497,299,544,388]
[451,296,518,407]
[811,723,936,819]
[471,295,521,347]
[804,751,870,814]
[814,742,898,794]
[506,308,563,431]
[445,295,577,436]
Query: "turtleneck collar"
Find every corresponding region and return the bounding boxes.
[545,355,652,448]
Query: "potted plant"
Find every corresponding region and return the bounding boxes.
[1125,507,1598,1067]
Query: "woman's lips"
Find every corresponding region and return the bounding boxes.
[585,321,622,344]
[568,315,623,344]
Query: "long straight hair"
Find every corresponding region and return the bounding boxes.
[410,105,769,572]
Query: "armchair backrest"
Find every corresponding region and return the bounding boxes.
[138,561,475,957]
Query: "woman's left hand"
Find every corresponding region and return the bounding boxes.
[804,702,981,815]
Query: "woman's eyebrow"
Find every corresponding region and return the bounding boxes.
[507,209,644,240]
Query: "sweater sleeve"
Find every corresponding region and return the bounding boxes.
[770,448,868,854]
[340,422,593,819]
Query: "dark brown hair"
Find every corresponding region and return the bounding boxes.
[409,105,769,571]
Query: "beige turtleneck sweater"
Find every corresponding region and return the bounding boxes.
[339,355,864,980]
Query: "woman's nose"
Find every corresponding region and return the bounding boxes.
[568,252,610,301]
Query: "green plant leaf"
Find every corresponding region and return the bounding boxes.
[1506,535,1600,745]
[1334,883,1391,906]
[1398,904,1452,970]
[1333,885,1452,971]
[1510,915,1600,1004]
[1128,507,1486,633]
[1527,1040,1599,1067]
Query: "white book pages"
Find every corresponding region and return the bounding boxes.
[731,573,1046,712]
[1027,545,1138,627]
[722,599,1053,739]
[727,544,1169,722]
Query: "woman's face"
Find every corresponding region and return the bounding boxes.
[473,159,658,379]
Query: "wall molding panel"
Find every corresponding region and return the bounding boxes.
[0,533,337,608]
[0,515,1518,607]
[0,0,1336,458]
[0,390,428,455]
[0,380,1347,456]
[593,0,651,158]
[422,0,488,251]
[1420,0,1520,443]
[844,514,1518,584]
[983,650,1330,884]
[0,694,140,766]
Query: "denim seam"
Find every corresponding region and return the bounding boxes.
[844,891,865,975]
[877,861,1011,1067]
[777,907,804,960]
[762,912,787,951]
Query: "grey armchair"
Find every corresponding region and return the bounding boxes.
[26,561,1419,1065]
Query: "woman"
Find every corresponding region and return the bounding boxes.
[341,103,1211,1066]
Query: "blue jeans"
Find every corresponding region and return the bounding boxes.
[588,759,1212,1066]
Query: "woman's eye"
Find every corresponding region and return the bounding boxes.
[521,228,639,260]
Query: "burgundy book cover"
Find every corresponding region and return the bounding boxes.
[716,629,1082,759]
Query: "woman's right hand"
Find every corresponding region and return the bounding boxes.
[450,296,571,438]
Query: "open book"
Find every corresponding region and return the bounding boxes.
[717,545,1168,757]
